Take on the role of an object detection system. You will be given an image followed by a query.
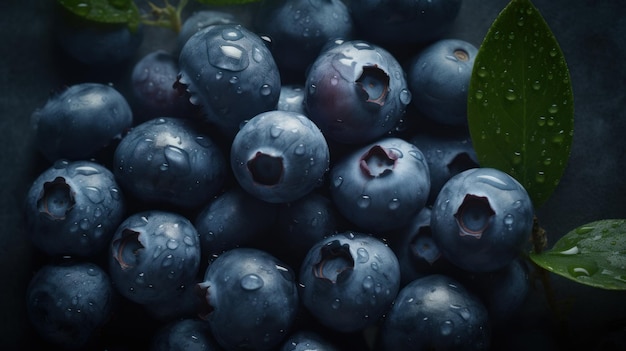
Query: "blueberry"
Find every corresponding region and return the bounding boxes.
[194,186,278,260]
[108,210,201,305]
[329,137,430,232]
[431,167,534,272]
[408,39,478,126]
[279,330,340,351]
[31,82,133,162]
[230,110,330,203]
[304,40,412,144]
[151,318,222,351]
[55,7,143,66]
[131,50,193,122]
[196,248,299,350]
[276,84,306,115]
[273,192,337,270]
[254,0,353,75]
[177,24,281,138]
[349,0,462,45]
[24,160,126,257]
[113,117,226,209]
[298,232,400,333]
[410,124,479,204]
[386,208,461,287]
[377,274,491,351]
[142,280,203,322]
[26,261,115,350]
[457,259,530,324]
[177,10,239,53]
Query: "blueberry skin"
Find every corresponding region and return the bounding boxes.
[113,117,226,209]
[276,84,306,115]
[195,186,278,260]
[254,0,353,74]
[31,82,133,162]
[177,10,239,53]
[431,167,534,272]
[349,0,462,45]
[196,248,299,351]
[178,24,281,138]
[377,274,491,351]
[273,192,337,269]
[231,110,330,203]
[25,160,125,257]
[55,9,143,67]
[304,40,412,144]
[151,318,222,351]
[408,39,478,126]
[26,262,115,350]
[410,125,479,204]
[108,210,201,305]
[386,207,461,287]
[298,232,401,333]
[279,330,340,351]
[329,137,430,232]
[131,50,192,122]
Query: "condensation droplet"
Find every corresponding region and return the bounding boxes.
[166,239,179,250]
[399,89,412,105]
[294,144,306,155]
[357,195,371,208]
[357,248,369,263]
[333,176,343,187]
[441,320,454,335]
[388,198,400,210]
[270,125,284,138]
[260,84,272,96]
[240,274,264,291]
[331,298,341,309]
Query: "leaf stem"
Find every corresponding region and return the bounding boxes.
[140,0,188,33]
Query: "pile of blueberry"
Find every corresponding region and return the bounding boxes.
[25,1,537,350]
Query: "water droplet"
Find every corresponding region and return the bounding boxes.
[294,144,306,155]
[532,80,541,90]
[356,248,369,263]
[549,48,558,57]
[308,84,316,95]
[475,90,484,99]
[576,226,594,235]
[252,47,264,63]
[222,28,243,41]
[440,320,454,335]
[476,174,517,190]
[477,67,488,78]
[84,186,104,203]
[504,214,515,230]
[79,218,90,230]
[240,274,264,291]
[388,198,400,210]
[166,239,179,250]
[136,272,145,285]
[399,89,412,105]
[215,71,223,80]
[331,298,341,309]
[357,195,371,208]
[538,115,546,126]
[162,254,174,267]
[333,176,343,188]
[53,159,70,169]
[505,89,516,101]
[370,262,379,271]
[270,125,284,138]
[512,151,522,165]
[535,171,545,183]
[260,84,272,96]
[209,44,249,72]
[559,246,579,255]
[548,104,559,114]
[74,165,100,176]
[183,236,195,246]
[362,275,374,290]
[408,149,423,161]
[330,76,339,86]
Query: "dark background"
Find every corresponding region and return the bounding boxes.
[1,0,625,350]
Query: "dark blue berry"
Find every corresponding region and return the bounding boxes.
[298,232,400,333]
[151,318,222,351]
[25,160,126,257]
[31,82,133,162]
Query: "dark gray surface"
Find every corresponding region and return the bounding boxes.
[1,0,625,349]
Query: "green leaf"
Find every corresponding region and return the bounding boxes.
[58,0,140,29]
[195,0,260,4]
[530,219,626,290]
[467,0,574,208]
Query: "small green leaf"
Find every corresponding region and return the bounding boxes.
[58,0,140,29]
[467,0,574,208]
[530,219,626,290]
[195,0,260,5]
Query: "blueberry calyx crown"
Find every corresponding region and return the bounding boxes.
[313,240,354,284]
[454,194,495,239]
[247,151,284,186]
[112,229,144,270]
[356,65,390,106]
[37,177,75,220]
[360,144,397,178]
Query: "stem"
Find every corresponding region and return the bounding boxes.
[140,0,187,33]
[530,216,571,347]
